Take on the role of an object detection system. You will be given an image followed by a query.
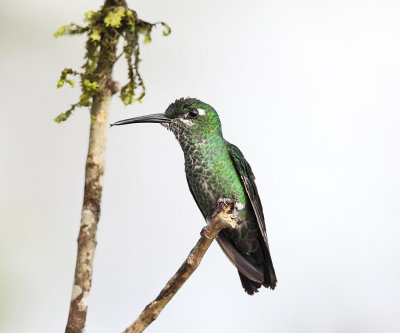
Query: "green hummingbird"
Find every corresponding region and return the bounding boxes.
[111,98,277,294]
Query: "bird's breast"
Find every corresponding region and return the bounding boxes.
[184,144,248,220]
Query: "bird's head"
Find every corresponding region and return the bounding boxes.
[111,98,223,142]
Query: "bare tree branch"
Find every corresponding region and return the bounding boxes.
[65,90,113,333]
[123,198,240,333]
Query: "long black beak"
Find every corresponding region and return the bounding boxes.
[110,113,171,127]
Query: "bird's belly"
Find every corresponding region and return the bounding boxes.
[186,171,219,219]
[186,162,247,220]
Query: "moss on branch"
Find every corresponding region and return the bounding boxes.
[54,2,171,123]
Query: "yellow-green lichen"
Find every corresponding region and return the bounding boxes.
[104,7,126,28]
[54,25,67,38]
[83,79,99,92]
[89,30,100,41]
[54,2,171,123]
[57,68,79,88]
[84,10,95,23]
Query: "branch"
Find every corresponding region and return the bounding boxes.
[123,198,240,333]
[65,89,113,333]
[58,1,171,331]
[65,1,126,332]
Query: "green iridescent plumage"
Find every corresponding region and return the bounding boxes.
[112,97,277,294]
[165,99,248,219]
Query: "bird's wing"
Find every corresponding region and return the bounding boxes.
[228,142,277,291]
[227,142,270,249]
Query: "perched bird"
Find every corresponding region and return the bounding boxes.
[111,98,277,294]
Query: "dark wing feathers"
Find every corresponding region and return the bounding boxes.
[217,231,264,283]
[228,142,277,291]
[228,143,269,246]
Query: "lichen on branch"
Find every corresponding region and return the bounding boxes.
[54,3,171,123]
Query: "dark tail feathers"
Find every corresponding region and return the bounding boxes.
[239,237,277,295]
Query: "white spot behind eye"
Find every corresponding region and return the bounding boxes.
[198,108,206,116]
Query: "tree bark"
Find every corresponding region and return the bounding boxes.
[123,199,239,333]
[65,91,111,333]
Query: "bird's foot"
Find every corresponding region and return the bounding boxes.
[217,198,236,209]
[216,198,243,219]
[208,198,243,230]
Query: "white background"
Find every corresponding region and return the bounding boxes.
[1,0,400,332]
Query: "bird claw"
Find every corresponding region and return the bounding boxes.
[217,198,233,206]
[216,198,243,218]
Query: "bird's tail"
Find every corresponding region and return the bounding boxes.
[238,238,277,295]
[217,232,277,295]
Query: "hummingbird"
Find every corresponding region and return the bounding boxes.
[111,98,277,294]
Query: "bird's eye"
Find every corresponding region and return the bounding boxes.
[188,109,199,118]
